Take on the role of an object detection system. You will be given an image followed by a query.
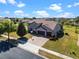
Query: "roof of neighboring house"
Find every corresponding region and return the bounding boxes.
[28,19,57,31]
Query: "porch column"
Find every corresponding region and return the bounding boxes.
[55,33,57,38]
[45,31,47,36]
[35,30,38,34]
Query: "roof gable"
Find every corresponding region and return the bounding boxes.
[29,22,40,29]
[36,26,46,31]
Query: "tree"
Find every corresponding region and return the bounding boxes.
[75,16,79,23]
[0,23,4,35]
[2,19,17,32]
[32,17,36,19]
[2,19,18,39]
[17,22,27,37]
[2,19,11,39]
[16,18,19,22]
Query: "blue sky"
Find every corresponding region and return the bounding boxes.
[0,0,79,18]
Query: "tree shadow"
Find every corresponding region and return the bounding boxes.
[50,38,59,41]
[7,39,18,46]
[57,31,64,38]
[17,37,28,44]
[49,31,64,41]
[0,39,18,53]
[0,37,28,53]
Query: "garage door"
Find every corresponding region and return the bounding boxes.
[38,31,45,36]
[47,32,51,37]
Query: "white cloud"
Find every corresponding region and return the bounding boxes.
[8,0,16,5]
[49,4,62,12]
[14,10,24,15]
[34,10,49,17]
[0,16,2,17]
[67,5,72,8]
[4,11,10,17]
[67,2,79,8]
[14,10,29,17]
[74,2,79,7]
[0,0,6,4]
[0,0,17,5]
[5,11,10,14]
[57,12,75,18]
[17,2,25,8]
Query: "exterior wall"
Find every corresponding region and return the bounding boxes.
[52,24,64,38]
[28,24,51,37]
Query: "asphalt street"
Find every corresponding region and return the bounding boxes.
[0,47,44,59]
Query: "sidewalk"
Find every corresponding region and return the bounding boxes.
[1,35,17,39]
[18,42,40,53]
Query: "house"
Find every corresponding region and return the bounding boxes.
[0,17,5,21]
[28,20,64,38]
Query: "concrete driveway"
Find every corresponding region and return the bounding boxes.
[0,47,43,59]
[28,36,49,46]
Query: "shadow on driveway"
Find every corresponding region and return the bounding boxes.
[0,40,17,53]
[17,37,28,44]
[0,37,28,53]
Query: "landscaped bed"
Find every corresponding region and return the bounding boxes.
[43,25,79,59]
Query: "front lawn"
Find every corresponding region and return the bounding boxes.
[4,32,32,40]
[0,36,7,41]
[43,25,79,59]
[9,32,19,38]
[3,23,32,39]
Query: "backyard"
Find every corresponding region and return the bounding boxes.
[43,25,79,59]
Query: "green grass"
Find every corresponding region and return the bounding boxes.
[6,32,32,39]
[0,36,7,41]
[24,33,32,39]
[3,24,32,39]
[43,25,79,59]
[9,32,19,38]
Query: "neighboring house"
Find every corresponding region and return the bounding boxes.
[28,20,64,38]
[0,17,5,20]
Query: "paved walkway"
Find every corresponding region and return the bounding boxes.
[18,42,40,54]
[28,36,49,46]
[1,34,73,59]
[77,34,79,46]
[1,35,17,39]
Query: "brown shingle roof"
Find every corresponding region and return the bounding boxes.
[29,19,57,30]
